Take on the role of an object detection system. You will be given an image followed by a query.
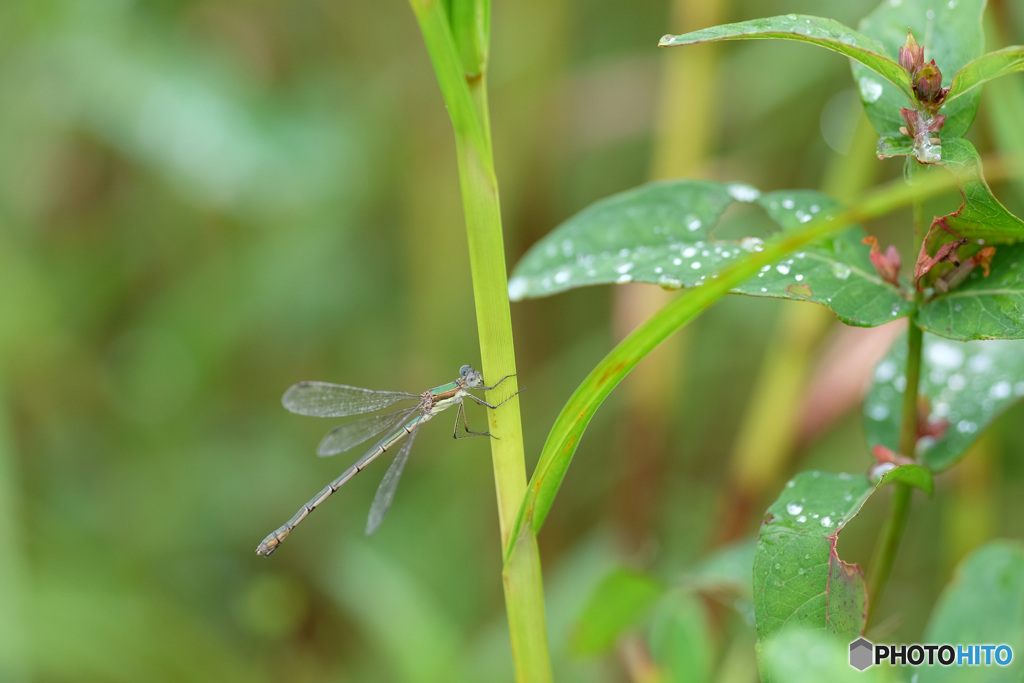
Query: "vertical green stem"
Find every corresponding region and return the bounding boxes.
[407,2,552,680]
[868,159,927,624]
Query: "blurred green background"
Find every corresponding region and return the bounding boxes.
[1,0,1022,681]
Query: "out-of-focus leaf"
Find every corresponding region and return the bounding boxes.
[508,181,912,327]
[753,468,927,648]
[681,538,756,599]
[658,15,914,103]
[946,45,1024,103]
[681,538,757,626]
[571,568,664,656]
[919,541,1024,682]
[758,628,895,683]
[648,591,712,683]
[854,0,985,138]
[919,242,1024,340]
[865,333,1024,470]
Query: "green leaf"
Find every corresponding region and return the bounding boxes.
[947,45,1024,103]
[865,333,1024,470]
[507,181,911,327]
[919,541,1024,682]
[754,471,874,646]
[758,628,896,683]
[571,568,664,656]
[855,0,986,138]
[658,15,914,104]
[919,242,1024,340]
[753,467,929,652]
[648,591,713,683]
[929,138,1024,244]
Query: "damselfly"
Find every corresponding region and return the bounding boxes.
[256,365,516,556]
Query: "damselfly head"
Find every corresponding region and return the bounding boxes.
[460,364,484,387]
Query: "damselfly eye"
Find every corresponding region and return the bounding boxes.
[460,364,472,377]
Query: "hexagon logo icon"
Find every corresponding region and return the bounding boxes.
[849,637,874,671]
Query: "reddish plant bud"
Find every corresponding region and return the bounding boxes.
[914,60,947,104]
[899,31,925,74]
[862,236,902,287]
[872,444,914,466]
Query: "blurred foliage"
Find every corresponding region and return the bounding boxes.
[0,0,1022,681]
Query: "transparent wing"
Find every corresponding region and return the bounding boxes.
[365,428,417,535]
[316,409,413,457]
[282,381,419,417]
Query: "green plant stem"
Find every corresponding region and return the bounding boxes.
[867,159,928,625]
[407,1,552,680]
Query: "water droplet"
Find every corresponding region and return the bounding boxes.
[837,34,855,45]
[774,562,782,570]
[685,215,702,231]
[968,354,993,373]
[821,516,833,527]
[927,343,964,369]
[875,360,897,382]
[926,9,935,19]
[867,404,890,421]
[870,462,896,482]
[682,246,698,258]
[957,420,977,433]
[990,381,1011,399]
[782,199,795,210]
[691,262,701,269]
[796,515,807,523]
[787,502,804,515]
[859,77,883,103]
[616,274,632,283]
[831,262,851,280]
[776,264,791,275]
[727,183,760,202]
[798,567,806,575]
[554,269,571,284]
[508,276,528,300]
[794,274,804,282]
[616,262,633,274]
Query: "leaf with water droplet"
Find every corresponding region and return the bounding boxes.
[753,468,924,656]
[919,241,1024,340]
[853,0,985,138]
[508,180,912,327]
[659,15,914,105]
[865,332,1024,471]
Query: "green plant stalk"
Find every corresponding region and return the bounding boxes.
[407,1,551,680]
[867,160,928,624]
[0,382,28,682]
[505,159,994,563]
